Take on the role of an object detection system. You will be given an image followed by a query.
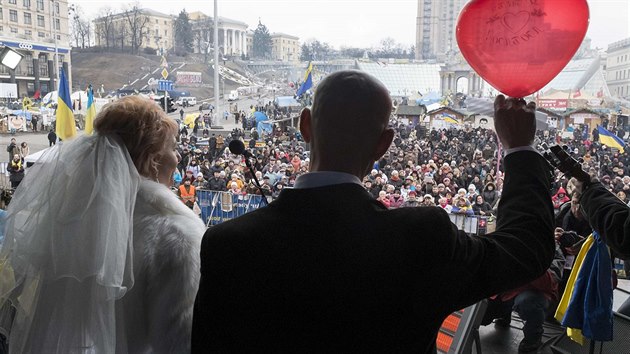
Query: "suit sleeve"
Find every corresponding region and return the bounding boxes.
[580,182,630,259]
[443,151,555,309]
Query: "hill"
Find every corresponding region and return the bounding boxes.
[70,50,241,100]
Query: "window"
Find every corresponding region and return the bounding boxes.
[155,19,158,24]
[8,0,16,4]
[164,29,167,36]
[55,18,59,30]
[155,28,158,36]
[23,0,30,7]
[10,27,18,33]
[25,54,33,75]
[9,10,17,22]
[36,0,43,10]
[37,15,44,27]
[164,20,167,24]
[56,34,60,40]
[0,8,3,20]
[25,29,31,35]
[54,2,58,14]
[38,31,44,37]
[24,12,31,24]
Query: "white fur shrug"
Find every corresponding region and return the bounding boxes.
[118,179,206,353]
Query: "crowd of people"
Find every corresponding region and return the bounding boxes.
[172,115,630,224]
[1,70,630,353]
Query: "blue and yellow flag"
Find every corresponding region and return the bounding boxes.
[597,125,625,153]
[85,84,96,135]
[55,68,76,140]
[296,62,313,97]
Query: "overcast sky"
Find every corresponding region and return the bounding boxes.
[78,0,630,50]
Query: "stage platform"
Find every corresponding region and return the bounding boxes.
[478,279,630,354]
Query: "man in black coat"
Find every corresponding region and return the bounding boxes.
[192,70,555,353]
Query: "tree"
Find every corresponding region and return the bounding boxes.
[122,4,149,54]
[192,16,213,61]
[300,43,312,61]
[95,7,116,49]
[69,5,91,48]
[174,10,194,54]
[252,20,272,59]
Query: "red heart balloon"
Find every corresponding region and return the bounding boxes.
[456,0,589,98]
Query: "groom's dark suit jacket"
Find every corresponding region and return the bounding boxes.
[192,151,554,353]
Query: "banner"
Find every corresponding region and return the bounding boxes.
[176,71,203,85]
[538,99,568,109]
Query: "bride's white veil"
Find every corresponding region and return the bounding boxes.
[0,134,139,353]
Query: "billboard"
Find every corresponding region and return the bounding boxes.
[176,71,203,85]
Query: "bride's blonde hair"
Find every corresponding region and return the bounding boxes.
[94,95,178,179]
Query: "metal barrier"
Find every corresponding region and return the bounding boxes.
[197,190,266,227]
[447,214,496,235]
[199,189,496,235]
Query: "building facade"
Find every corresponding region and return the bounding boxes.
[189,11,247,57]
[607,37,630,99]
[415,0,466,60]
[0,0,71,98]
[93,8,173,55]
[271,33,299,62]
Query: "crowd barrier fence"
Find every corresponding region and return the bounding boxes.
[198,190,495,235]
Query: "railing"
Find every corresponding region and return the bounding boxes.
[199,189,496,235]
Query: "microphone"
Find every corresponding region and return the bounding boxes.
[228,139,253,158]
[227,139,268,205]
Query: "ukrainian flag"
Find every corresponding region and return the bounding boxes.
[296,62,313,97]
[55,68,76,140]
[85,84,96,135]
[597,125,625,153]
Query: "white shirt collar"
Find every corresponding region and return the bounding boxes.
[293,171,363,189]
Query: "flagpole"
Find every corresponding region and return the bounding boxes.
[213,0,219,128]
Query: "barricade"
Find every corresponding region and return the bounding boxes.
[198,189,495,235]
[197,190,266,227]
[447,213,496,235]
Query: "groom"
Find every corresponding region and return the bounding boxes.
[192,70,554,353]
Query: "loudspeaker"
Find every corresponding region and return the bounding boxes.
[550,312,630,354]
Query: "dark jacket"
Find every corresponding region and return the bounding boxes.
[192,151,554,353]
[580,181,630,258]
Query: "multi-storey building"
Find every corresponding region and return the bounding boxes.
[245,31,300,62]
[93,8,173,55]
[607,37,630,99]
[271,33,299,62]
[189,11,248,57]
[415,0,466,61]
[0,0,71,98]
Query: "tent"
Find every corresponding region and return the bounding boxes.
[274,96,302,108]
[24,146,54,164]
[416,91,441,105]
[254,111,272,137]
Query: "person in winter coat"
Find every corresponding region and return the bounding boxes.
[552,187,570,210]
[472,195,493,216]
[482,182,499,208]
[0,96,205,353]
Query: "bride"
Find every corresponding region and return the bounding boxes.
[0,96,206,353]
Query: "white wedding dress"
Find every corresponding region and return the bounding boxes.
[0,134,205,353]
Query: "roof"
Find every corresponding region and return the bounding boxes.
[563,108,604,117]
[427,107,467,117]
[357,62,442,97]
[139,8,172,18]
[177,11,248,27]
[271,32,299,40]
[541,57,602,93]
[396,105,426,116]
[536,107,564,118]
